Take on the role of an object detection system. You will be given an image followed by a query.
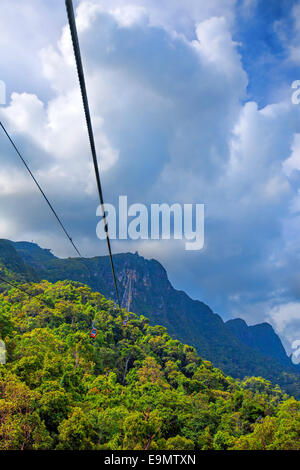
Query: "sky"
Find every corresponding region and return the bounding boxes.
[0,0,300,354]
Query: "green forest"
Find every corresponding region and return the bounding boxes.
[0,280,299,450]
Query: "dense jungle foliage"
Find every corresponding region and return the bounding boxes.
[0,280,299,450]
[1,239,300,399]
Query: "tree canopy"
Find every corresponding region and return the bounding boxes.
[0,280,299,450]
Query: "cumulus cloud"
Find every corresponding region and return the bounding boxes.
[268,302,300,354]
[78,0,237,36]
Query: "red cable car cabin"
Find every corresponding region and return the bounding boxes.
[90,328,98,339]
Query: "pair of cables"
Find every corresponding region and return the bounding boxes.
[0,0,120,307]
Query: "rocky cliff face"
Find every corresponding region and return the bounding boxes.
[1,239,299,396]
[226,318,291,367]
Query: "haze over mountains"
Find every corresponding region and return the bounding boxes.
[0,238,299,397]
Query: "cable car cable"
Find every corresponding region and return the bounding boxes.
[0,121,83,259]
[0,274,53,308]
[0,124,100,303]
[65,0,121,308]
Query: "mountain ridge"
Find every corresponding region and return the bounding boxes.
[226,318,291,367]
[1,238,299,397]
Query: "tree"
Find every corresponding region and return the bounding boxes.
[57,408,98,450]
[164,435,194,450]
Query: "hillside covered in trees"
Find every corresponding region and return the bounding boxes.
[1,238,300,398]
[0,280,299,450]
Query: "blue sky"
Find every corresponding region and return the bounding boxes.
[0,0,300,353]
[235,0,299,105]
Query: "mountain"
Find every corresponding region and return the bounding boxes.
[0,239,38,289]
[226,319,292,367]
[0,279,299,450]
[11,240,55,267]
[1,239,299,397]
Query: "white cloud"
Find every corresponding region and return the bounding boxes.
[283,133,300,176]
[80,0,237,36]
[193,16,244,84]
[274,3,300,66]
[0,90,119,195]
[267,302,300,353]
